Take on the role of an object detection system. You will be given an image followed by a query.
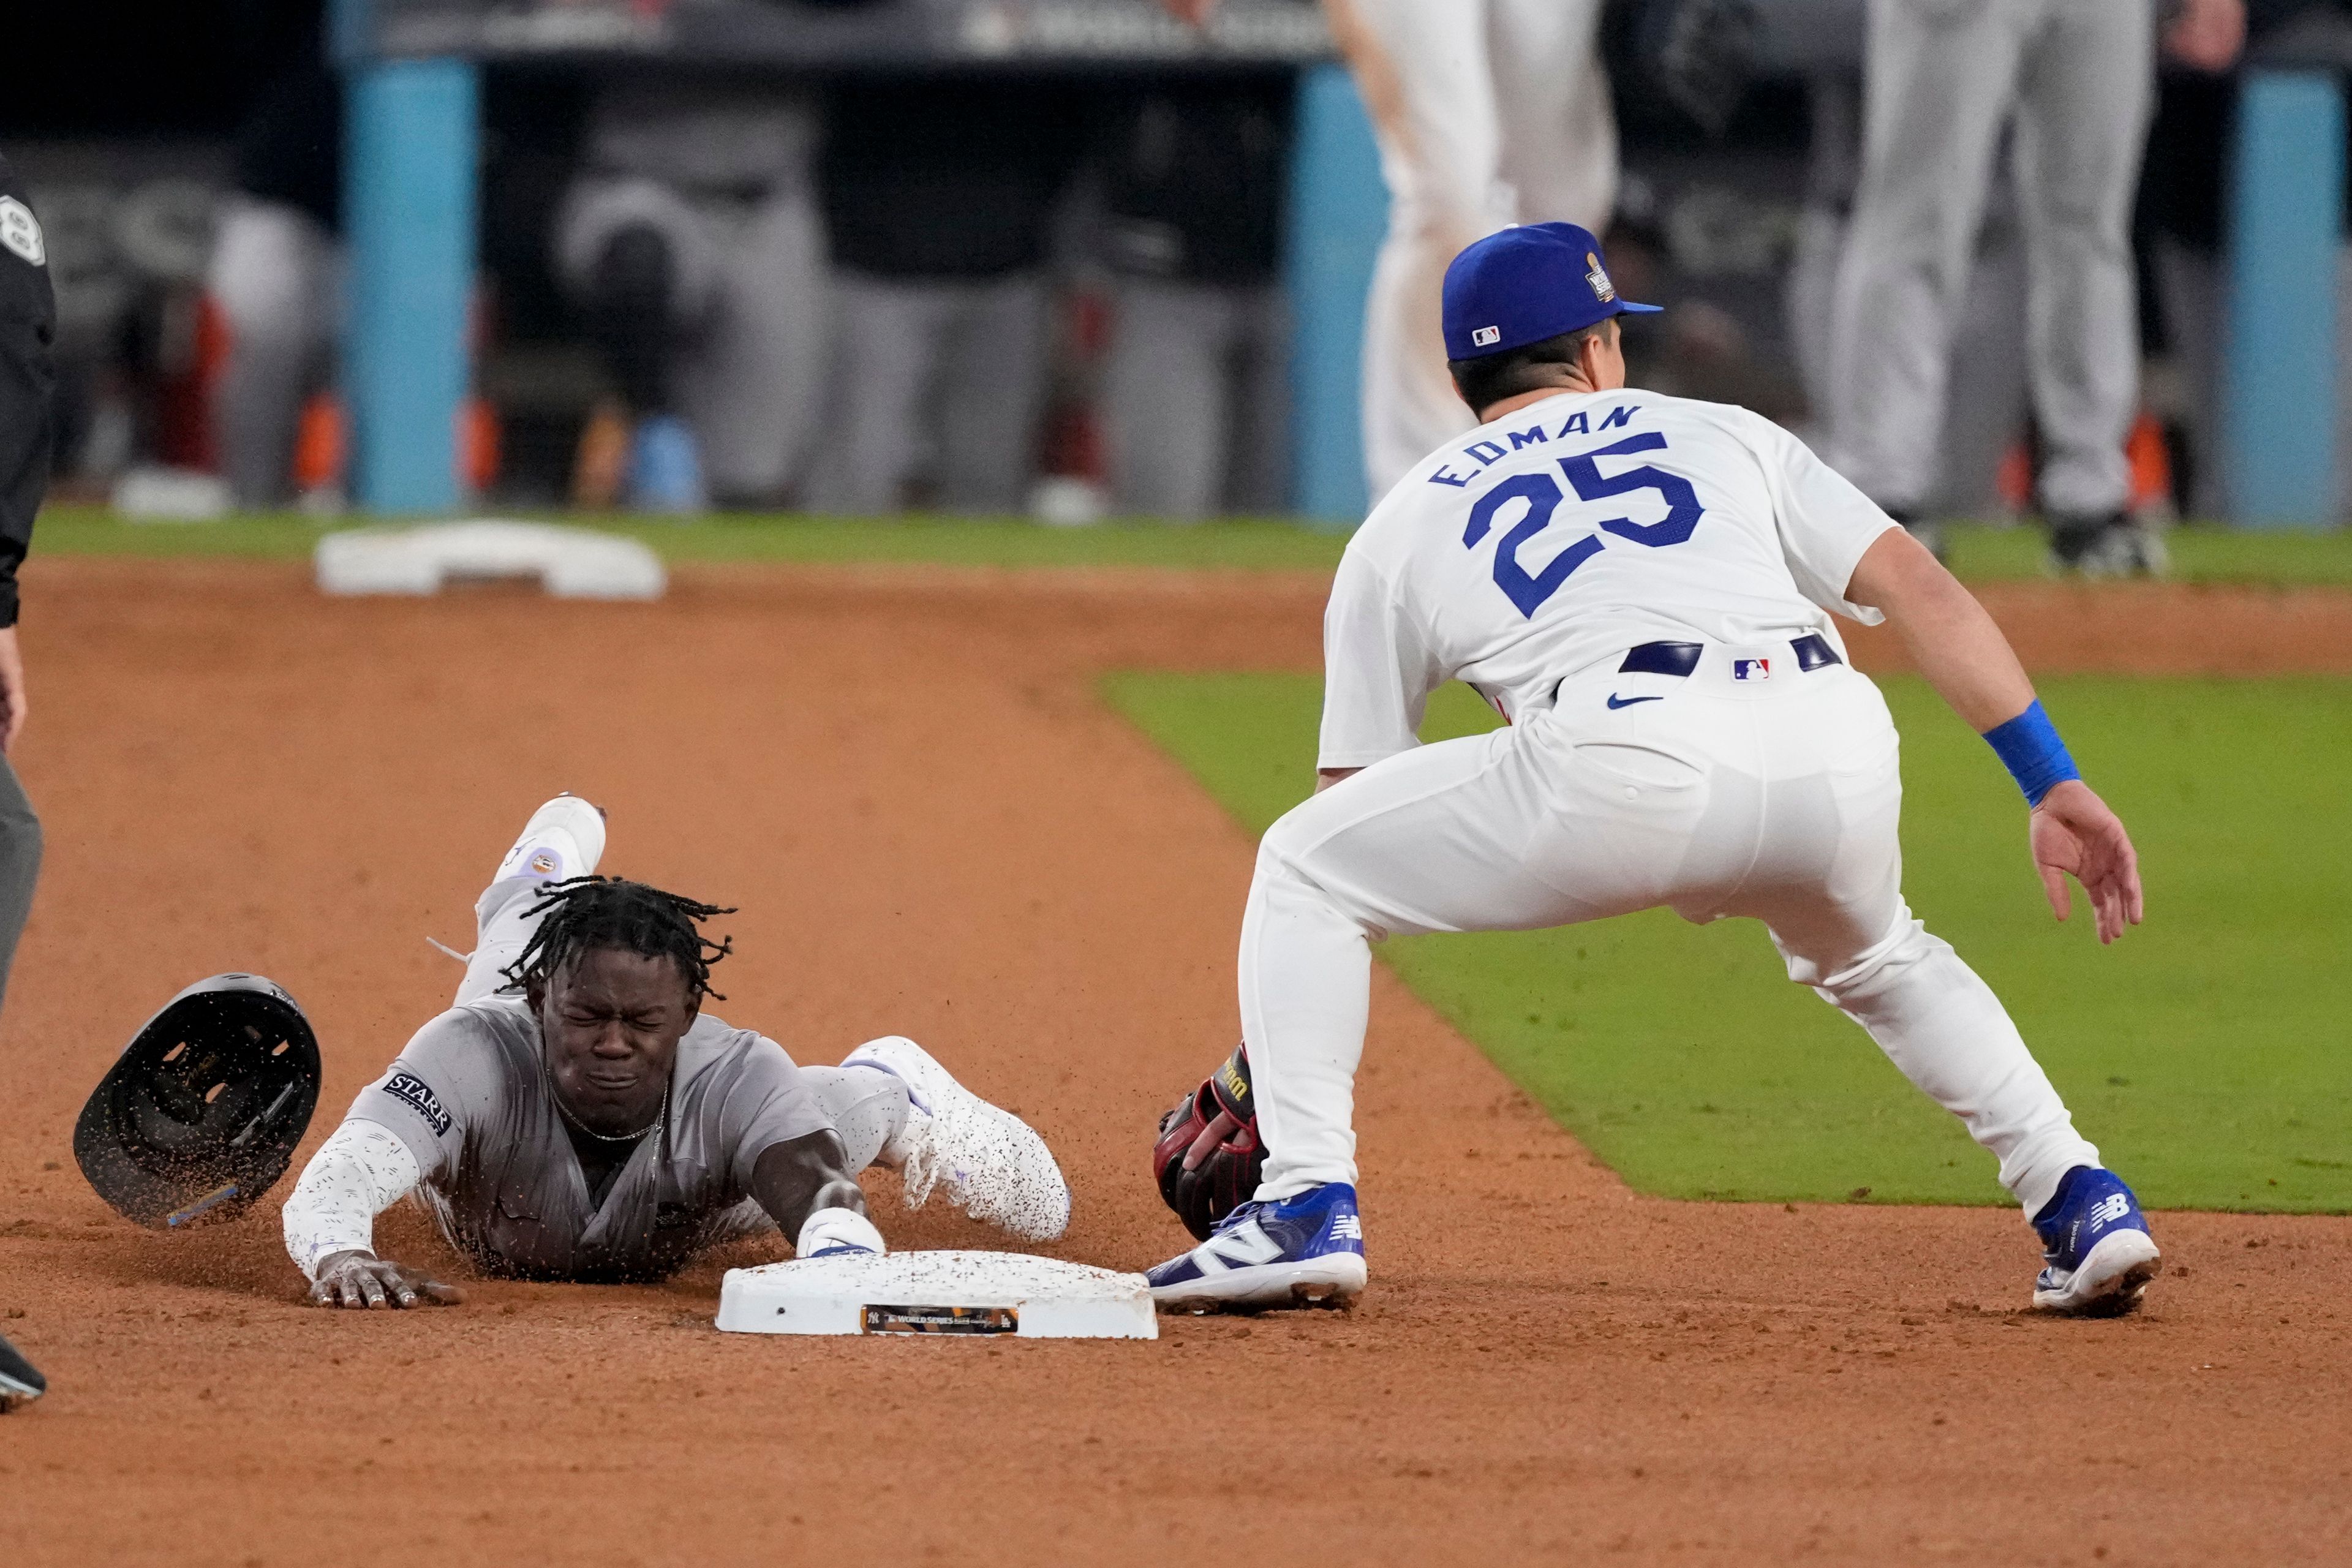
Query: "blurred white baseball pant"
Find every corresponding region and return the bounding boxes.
[1329,0,1619,503]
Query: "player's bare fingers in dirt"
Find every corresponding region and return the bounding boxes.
[396,1267,464,1307]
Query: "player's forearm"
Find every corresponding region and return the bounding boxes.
[282,1120,423,1282]
[1846,527,2037,733]
[750,1131,869,1239]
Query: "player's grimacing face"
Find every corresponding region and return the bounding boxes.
[532,948,697,1134]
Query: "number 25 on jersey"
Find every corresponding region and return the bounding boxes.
[1461,432,1705,617]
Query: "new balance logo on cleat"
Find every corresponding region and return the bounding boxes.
[1194,1221,1286,1272]
[1145,1182,1370,1312]
[2032,1167,2161,1317]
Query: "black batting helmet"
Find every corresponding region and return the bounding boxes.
[73,974,322,1229]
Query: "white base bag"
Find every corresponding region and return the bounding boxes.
[715,1250,1156,1340]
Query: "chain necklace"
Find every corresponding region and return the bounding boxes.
[553,1083,668,1145]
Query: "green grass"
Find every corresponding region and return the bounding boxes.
[30,508,1354,572]
[32,507,2352,584]
[1105,669,2352,1212]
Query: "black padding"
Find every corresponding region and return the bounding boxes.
[74,974,322,1229]
[1792,633,1842,672]
[1618,641,1704,677]
[584,223,680,415]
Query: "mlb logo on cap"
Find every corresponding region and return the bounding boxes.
[1733,658,1771,682]
[1442,222,1662,362]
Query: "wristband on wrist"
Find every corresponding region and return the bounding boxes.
[1981,699,2079,805]
[796,1205,884,1259]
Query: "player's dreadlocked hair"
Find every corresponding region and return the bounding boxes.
[499,876,737,1003]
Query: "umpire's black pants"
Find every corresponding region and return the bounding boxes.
[0,753,40,1012]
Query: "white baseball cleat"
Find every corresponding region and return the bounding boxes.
[842,1036,1071,1242]
[494,793,607,885]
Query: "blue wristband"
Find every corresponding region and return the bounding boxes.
[1981,699,2079,805]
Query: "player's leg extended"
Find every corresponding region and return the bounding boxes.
[1328,0,1510,497]
[832,1038,1071,1240]
[2011,0,2154,546]
[451,796,609,1008]
[676,181,829,505]
[1736,669,2155,1313]
[1151,720,1673,1308]
[1826,0,2024,513]
[1487,0,1616,234]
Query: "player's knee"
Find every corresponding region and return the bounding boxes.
[1790,914,1949,1000]
[1256,805,1323,881]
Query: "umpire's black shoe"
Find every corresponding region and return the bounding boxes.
[0,1330,46,1410]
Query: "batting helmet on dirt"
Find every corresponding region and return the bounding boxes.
[73,973,322,1229]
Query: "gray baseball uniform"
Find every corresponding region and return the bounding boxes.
[347,998,833,1283]
[337,873,904,1283]
[1826,0,2154,518]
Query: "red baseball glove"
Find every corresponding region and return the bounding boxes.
[1152,1043,1264,1241]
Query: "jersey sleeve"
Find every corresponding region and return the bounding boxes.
[1317,543,1443,770]
[343,1008,499,1181]
[715,1036,834,1193]
[1754,415,1899,624]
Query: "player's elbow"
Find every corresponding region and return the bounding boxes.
[1845,525,1967,624]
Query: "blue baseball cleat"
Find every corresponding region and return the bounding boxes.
[2030,1166,2162,1316]
[1147,1181,1368,1312]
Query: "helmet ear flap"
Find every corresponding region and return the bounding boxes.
[74,974,323,1229]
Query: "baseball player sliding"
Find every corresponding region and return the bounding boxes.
[1147,224,2157,1318]
[281,796,1069,1306]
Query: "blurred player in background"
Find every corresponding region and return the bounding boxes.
[0,151,54,1409]
[809,80,1085,515]
[1096,81,1293,520]
[556,80,831,513]
[1826,0,2242,571]
[208,0,341,511]
[1164,0,1618,503]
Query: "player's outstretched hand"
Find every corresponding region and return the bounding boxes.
[1158,0,1219,24]
[309,1250,465,1310]
[2029,779,2144,945]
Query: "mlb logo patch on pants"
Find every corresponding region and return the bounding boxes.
[1733,658,1772,681]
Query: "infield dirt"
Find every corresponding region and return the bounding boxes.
[2,558,2348,1566]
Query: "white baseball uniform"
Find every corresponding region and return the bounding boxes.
[1330,0,1619,500]
[1246,386,2101,1218]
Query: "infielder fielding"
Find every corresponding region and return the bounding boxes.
[282,796,1069,1305]
[1164,0,1616,502]
[1147,223,2157,1318]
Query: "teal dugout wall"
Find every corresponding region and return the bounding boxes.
[342,58,480,513]
[1284,62,1387,526]
[2224,68,2346,529]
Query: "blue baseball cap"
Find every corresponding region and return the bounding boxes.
[1441,222,1661,362]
